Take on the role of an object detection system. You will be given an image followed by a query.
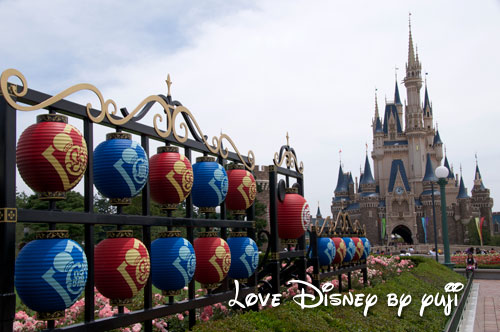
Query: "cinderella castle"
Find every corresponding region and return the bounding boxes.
[330,20,494,246]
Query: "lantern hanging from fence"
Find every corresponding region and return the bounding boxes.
[360,237,371,260]
[15,230,88,320]
[149,146,193,210]
[227,233,259,281]
[342,237,356,263]
[351,237,364,262]
[194,232,231,289]
[316,237,336,267]
[331,237,346,265]
[94,231,150,305]
[16,114,88,200]
[225,165,256,214]
[151,231,196,295]
[277,188,311,239]
[93,133,149,205]
[192,157,228,213]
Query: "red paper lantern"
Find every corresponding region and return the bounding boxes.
[225,165,256,214]
[277,188,311,239]
[94,231,150,305]
[351,237,364,262]
[194,233,231,289]
[331,237,346,265]
[149,146,193,209]
[16,114,88,200]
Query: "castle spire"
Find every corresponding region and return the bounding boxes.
[374,89,379,118]
[443,155,454,180]
[334,164,348,193]
[457,175,469,199]
[423,153,438,182]
[474,158,486,190]
[360,154,375,185]
[407,13,416,68]
[394,80,402,105]
[423,83,432,114]
[433,130,442,146]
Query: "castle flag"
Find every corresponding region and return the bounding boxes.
[421,217,428,244]
[381,218,386,240]
[475,217,484,247]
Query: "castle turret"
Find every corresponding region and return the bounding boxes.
[453,175,472,243]
[404,17,423,132]
[423,84,433,130]
[420,153,440,244]
[358,154,380,244]
[332,164,350,215]
[471,161,494,237]
[395,80,403,121]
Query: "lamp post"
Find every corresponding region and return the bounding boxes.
[435,165,454,269]
[431,181,438,262]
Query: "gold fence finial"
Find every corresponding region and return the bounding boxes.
[166,74,172,97]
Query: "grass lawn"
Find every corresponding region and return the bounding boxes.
[193,257,465,332]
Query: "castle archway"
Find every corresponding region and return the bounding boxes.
[391,224,413,244]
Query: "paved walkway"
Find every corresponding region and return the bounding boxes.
[472,280,500,332]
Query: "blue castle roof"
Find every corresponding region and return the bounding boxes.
[388,160,411,193]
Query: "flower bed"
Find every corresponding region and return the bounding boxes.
[451,253,500,268]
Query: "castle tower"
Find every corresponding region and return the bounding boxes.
[404,18,427,195]
[471,161,494,237]
[454,174,472,244]
[419,153,441,244]
[331,164,350,215]
[358,154,380,244]
[423,84,433,131]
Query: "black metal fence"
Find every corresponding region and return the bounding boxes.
[0,69,367,332]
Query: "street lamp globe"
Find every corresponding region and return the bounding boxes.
[435,165,449,179]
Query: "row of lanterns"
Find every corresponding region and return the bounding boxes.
[318,237,371,267]
[16,114,257,212]
[15,231,369,318]
[16,114,313,241]
[14,113,369,320]
[15,230,259,318]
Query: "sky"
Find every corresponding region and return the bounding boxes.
[1,0,500,216]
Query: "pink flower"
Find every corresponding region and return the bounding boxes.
[177,313,184,321]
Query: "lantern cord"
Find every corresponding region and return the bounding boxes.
[166,210,173,231]
[117,206,123,231]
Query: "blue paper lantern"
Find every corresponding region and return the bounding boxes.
[317,237,336,267]
[93,133,149,205]
[361,237,371,260]
[227,235,259,280]
[342,237,356,263]
[15,231,88,318]
[192,157,228,212]
[151,232,196,295]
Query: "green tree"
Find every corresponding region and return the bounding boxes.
[16,191,86,244]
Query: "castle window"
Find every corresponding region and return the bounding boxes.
[369,210,373,217]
